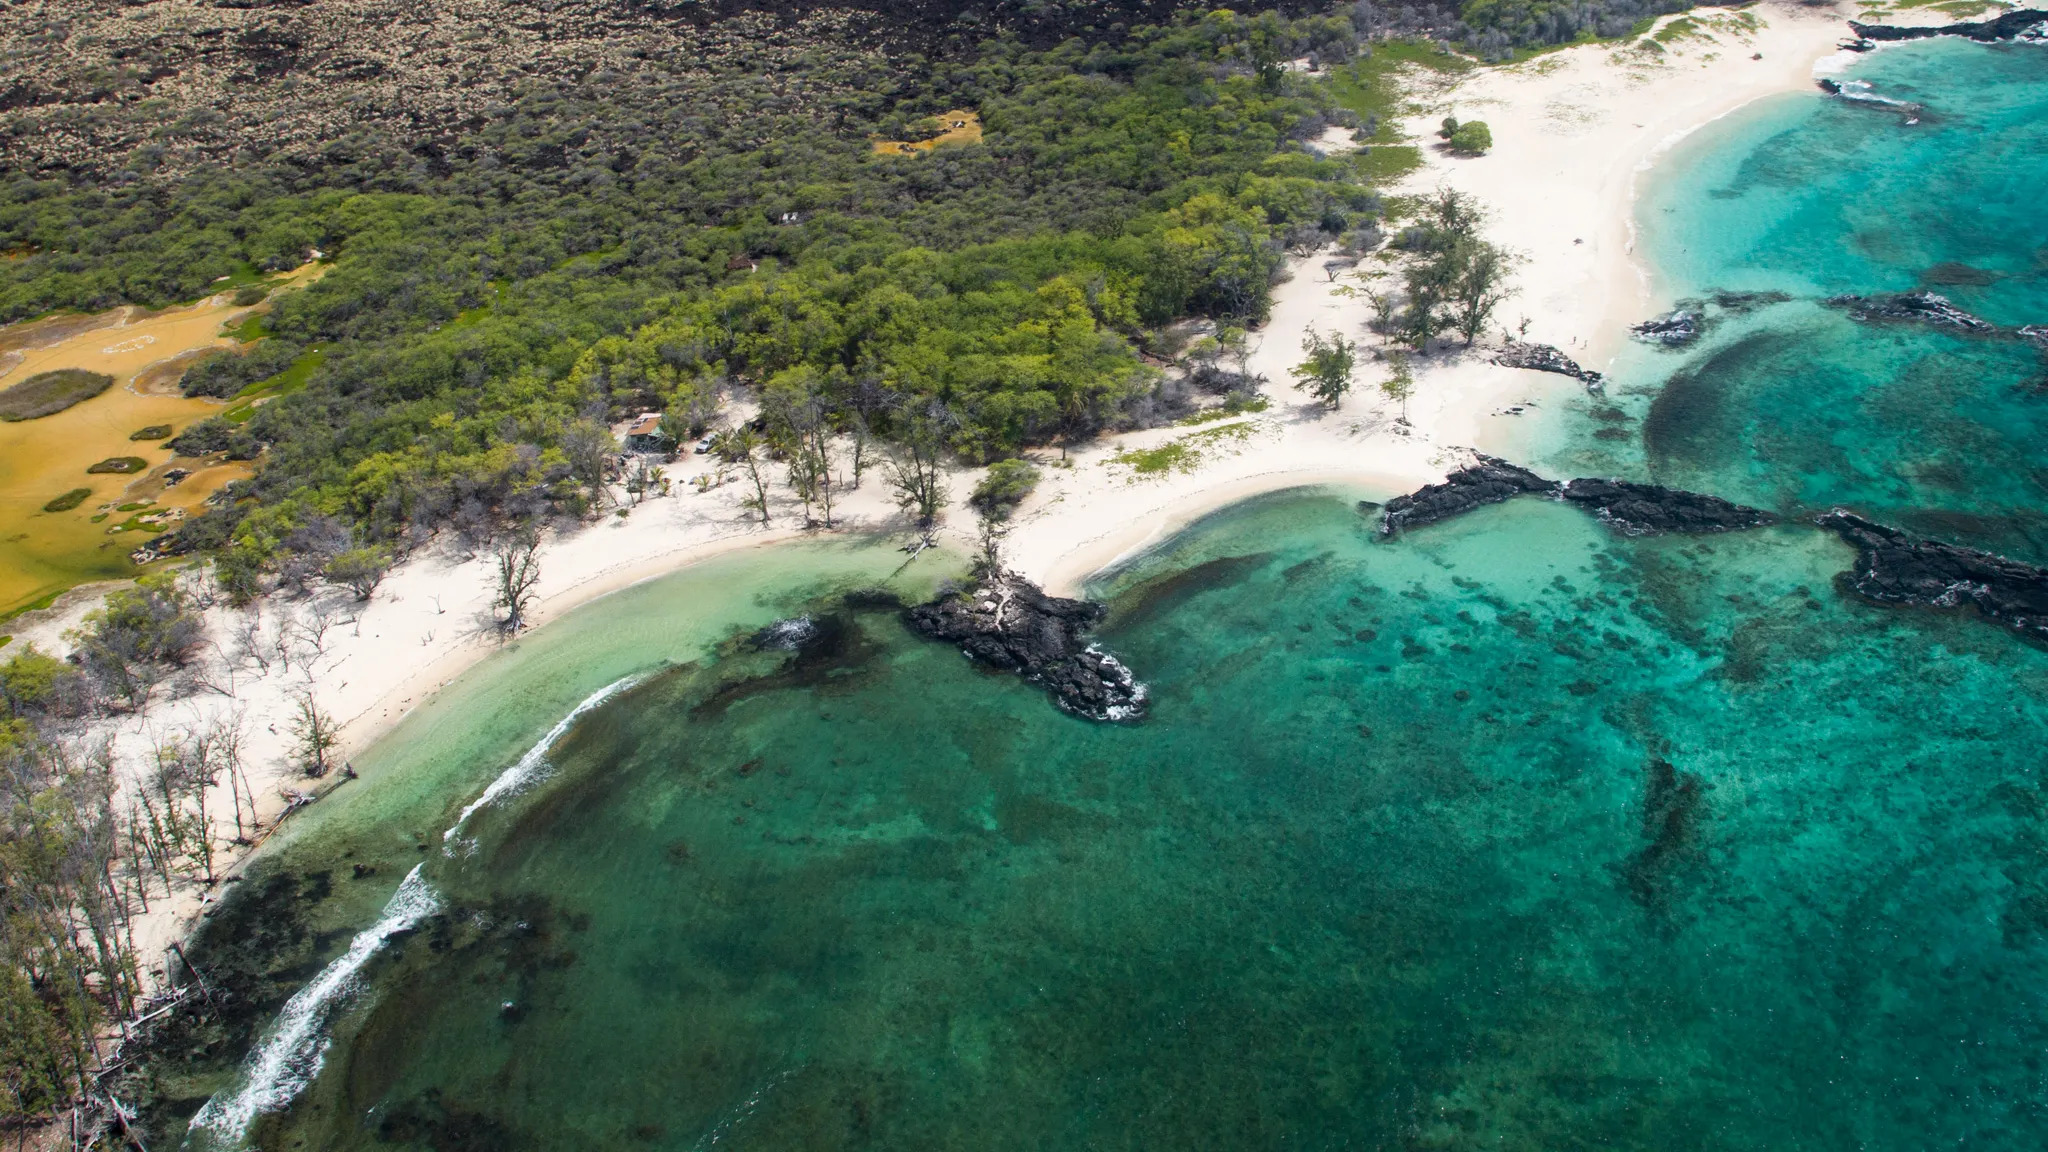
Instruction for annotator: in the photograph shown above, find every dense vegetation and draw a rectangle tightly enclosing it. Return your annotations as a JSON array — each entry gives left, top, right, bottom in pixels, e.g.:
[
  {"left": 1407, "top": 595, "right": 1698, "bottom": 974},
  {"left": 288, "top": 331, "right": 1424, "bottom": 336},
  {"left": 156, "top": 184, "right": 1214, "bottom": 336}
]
[{"left": 3, "top": 6, "right": 1403, "bottom": 599}]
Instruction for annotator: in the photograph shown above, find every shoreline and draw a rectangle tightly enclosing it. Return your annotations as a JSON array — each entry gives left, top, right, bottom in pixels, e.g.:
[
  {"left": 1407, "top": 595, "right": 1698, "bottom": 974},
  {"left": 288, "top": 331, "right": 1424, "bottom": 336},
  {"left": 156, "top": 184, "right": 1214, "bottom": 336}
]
[{"left": 1, "top": 0, "right": 1891, "bottom": 986}]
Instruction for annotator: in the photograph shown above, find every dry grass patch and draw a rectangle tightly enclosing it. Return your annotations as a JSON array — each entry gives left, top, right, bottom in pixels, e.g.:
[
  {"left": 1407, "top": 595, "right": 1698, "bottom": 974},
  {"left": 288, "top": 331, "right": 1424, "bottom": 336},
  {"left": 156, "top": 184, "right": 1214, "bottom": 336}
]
[{"left": 873, "top": 110, "right": 982, "bottom": 155}]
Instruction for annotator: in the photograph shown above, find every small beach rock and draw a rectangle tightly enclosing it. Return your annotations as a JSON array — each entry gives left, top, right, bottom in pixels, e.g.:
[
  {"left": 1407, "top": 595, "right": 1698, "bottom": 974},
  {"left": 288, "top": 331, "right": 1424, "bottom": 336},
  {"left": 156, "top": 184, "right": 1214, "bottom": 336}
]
[
  {"left": 1817, "top": 510, "right": 2048, "bottom": 641},
  {"left": 1378, "top": 456, "right": 1560, "bottom": 537},
  {"left": 1490, "top": 341, "right": 1605, "bottom": 390},
  {"left": 1815, "top": 77, "right": 1926, "bottom": 122},
  {"left": 906, "top": 571, "right": 1147, "bottom": 722},
  {"left": 1561, "top": 478, "right": 1776, "bottom": 535}
]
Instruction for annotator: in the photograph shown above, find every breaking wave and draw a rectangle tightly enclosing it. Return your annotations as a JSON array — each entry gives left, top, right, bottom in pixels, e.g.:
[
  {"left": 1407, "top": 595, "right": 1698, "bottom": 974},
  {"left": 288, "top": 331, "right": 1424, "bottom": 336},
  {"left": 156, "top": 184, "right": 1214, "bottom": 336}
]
[
  {"left": 187, "top": 865, "right": 441, "bottom": 1147},
  {"left": 443, "top": 673, "right": 643, "bottom": 843}
]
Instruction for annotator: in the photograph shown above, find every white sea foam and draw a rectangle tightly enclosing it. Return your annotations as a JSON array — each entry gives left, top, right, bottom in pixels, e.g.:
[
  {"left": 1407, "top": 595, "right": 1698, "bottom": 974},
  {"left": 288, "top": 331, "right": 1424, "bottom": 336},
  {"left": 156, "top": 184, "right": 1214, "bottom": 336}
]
[
  {"left": 442, "top": 673, "right": 642, "bottom": 842},
  {"left": 188, "top": 865, "right": 441, "bottom": 1147},
  {"left": 1813, "top": 49, "right": 1860, "bottom": 77},
  {"left": 188, "top": 676, "right": 645, "bottom": 1145}
]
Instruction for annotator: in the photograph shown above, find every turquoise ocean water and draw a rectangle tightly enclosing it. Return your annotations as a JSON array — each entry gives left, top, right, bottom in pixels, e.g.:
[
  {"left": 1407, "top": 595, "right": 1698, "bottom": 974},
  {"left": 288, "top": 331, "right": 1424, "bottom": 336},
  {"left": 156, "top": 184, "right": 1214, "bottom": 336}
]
[
  {"left": 162, "top": 37, "right": 2048, "bottom": 1151},
  {"left": 1544, "top": 36, "right": 2048, "bottom": 551}
]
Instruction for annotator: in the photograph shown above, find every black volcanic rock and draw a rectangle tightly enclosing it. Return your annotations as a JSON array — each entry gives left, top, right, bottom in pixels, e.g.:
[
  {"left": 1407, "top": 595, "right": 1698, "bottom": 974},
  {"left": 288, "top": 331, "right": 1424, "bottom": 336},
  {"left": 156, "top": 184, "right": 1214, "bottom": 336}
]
[
  {"left": 1562, "top": 478, "right": 1776, "bottom": 535},
  {"left": 1377, "top": 456, "right": 1560, "bottom": 537},
  {"left": 1817, "top": 511, "right": 2048, "bottom": 641},
  {"left": 1824, "top": 290, "right": 1997, "bottom": 334},
  {"left": 1850, "top": 10, "right": 2048, "bottom": 43},
  {"left": 1491, "top": 341, "right": 1605, "bottom": 389},
  {"left": 906, "top": 571, "right": 1146, "bottom": 721},
  {"left": 1631, "top": 310, "right": 1703, "bottom": 348}
]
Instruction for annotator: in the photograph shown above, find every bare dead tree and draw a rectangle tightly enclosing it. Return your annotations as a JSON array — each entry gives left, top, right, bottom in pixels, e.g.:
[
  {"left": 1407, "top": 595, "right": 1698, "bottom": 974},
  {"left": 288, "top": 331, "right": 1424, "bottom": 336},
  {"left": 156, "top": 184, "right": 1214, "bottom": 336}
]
[
  {"left": 230, "top": 606, "right": 271, "bottom": 674},
  {"left": 491, "top": 523, "right": 545, "bottom": 634},
  {"left": 290, "top": 691, "right": 339, "bottom": 778}
]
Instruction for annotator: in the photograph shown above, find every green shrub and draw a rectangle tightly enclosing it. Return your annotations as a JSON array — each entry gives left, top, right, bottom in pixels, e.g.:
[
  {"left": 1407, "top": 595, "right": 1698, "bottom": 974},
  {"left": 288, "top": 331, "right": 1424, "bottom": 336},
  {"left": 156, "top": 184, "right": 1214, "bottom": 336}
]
[
  {"left": 84, "top": 457, "right": 147, "bottom": 474},
  {"left": 40, "top": 489, "right": 91, "bottom": 513},
  {"left": 231, "top": 285, "right": 269, "bottom": 307},
  {"left": 969, "top": 459, "right": 1043, "bottom": 520},
  {"left": 1448, "top": 121, "right": 1494, "bottom": 155},
  {"left": 129, "top": 424, "right": 173, "bottom": 440},
  {"left": 0, "top": 369, "right": 115, "bottom": 421}
]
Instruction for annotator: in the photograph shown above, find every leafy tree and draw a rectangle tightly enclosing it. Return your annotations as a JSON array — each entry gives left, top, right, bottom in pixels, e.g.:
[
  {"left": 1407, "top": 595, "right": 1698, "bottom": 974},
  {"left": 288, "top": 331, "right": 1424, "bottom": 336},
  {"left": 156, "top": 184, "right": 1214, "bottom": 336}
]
[
  {"left": 322, "top": 546, "right": 393, "bottom": 601},
  {"left": 67, "top": 573, "right": 203, "bottom": 708},
  {"left": 886, "top": 404, "right": 954, "bottom": 534},
  {"left": 1381, "top": 351, "right": 1416, "bottom": 423},
  {"left": 766, "top": 368, "right": 838, "bottom": 528},
  {"left": 968, "top": 458, "right": 1042, "bottom": 572},
  {"left": 1449, "top": 236, "right": 1518, "bottom": 344},
  {"left": 1394, "top": 189, "right": 1516, "bottom": 351},
  {"left": 1290, "top": 329, "right": 1357, "bottom": 407}
]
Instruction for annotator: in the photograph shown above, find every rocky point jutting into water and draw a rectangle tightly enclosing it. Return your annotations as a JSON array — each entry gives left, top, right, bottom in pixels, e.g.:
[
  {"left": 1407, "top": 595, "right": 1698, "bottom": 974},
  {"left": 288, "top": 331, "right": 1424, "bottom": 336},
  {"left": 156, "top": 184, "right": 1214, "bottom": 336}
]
[
  {"left": 1376, "top": 456, "right": 1559, "bottom": 537},
  {"left": 1378, "top": 460, "right": 1777, "bottom": 539},
  {"left": 1817, "top": 511, "right": 2048, "bottom": 642},
  {"left": 906, "top": 572, "right": 1147, "bottom": 722},
  {"left": 1561, "top": 479, "right": 1776, "bottom": 535},
  {"left": 1850, "top": 9, "right": 2048, "bottom": 44}
]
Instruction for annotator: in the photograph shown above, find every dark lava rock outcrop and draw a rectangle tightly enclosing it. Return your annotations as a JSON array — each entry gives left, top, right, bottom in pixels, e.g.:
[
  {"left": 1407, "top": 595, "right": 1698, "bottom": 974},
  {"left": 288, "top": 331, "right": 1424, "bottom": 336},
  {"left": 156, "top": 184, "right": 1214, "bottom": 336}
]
[
  {"left": 1631, "top": 310, "right": 1703, "bottom": 348},
  {"left": 1491, "top": 341, "right": 1605, "bottom": 390},
  {"left": 1379, "top": 462, "right": 1783, "bottom": 539},
  {"left": 1850, "top": 10, "right": 2048, "bottom": 43},
  {"left": 907, "top": 572, "right": 1146, "bottom": 722},
  {"left": 1561, "top": 479, "right": 1776, "bottom": 535},
  {"left": 1825, "top": 290, "right": 1996, "bottom": 334},
  {"left": 1377, "top": 456, "right": 1560, "bottom": 537},
  {"left": 1818, "top": 511, "right": 2048, "bottom": 641}
]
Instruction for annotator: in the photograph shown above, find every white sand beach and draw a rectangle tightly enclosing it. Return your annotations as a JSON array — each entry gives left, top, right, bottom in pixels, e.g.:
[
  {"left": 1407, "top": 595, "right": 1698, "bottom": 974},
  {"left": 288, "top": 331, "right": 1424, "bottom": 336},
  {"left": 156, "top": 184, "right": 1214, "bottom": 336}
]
[{"left": 7, "top": 0, "right": 1907, "bottom": 978}]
